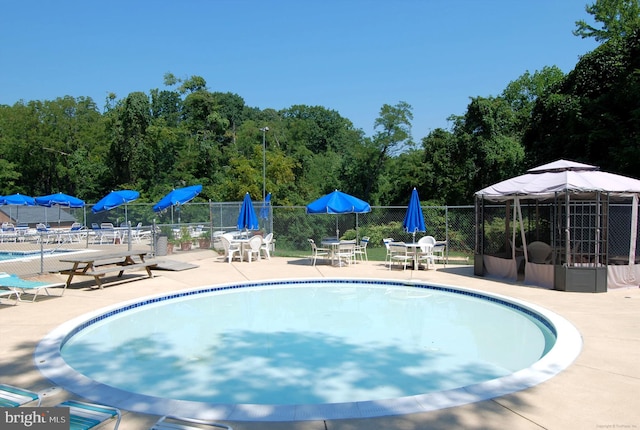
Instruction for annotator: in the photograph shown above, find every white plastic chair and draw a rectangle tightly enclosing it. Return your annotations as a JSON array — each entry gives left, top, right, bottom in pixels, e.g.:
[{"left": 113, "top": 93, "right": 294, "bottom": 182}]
[
  {"left": 417, "top": 236, "right": 436, "bottom": 269},
  {"left": 244, "top": 235, "right": 263, "bottom": 263},
  {"left": 220, "top": 236, "right": 241, "bottom": 263},
  {"left": 260, "top": 233, "right": 273, "bottom": 260}
]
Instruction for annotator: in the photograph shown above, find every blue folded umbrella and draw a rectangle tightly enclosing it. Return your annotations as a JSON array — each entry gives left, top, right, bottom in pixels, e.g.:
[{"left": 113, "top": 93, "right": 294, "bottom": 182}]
[
  {"left": 237, "top": 193, "right": 259, "bottom": 230},
  {"left": 259, "top": 193, "right": 271, "bottom": 220},
  {"left": 402, "top": 188, "right": 426, "bottom": 242}
]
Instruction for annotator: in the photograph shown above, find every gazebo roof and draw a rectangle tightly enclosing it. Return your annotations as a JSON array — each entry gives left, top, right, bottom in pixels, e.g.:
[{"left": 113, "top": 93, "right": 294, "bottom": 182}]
[{"left": 475, "top": 160, "right": 640, "bottom": 201}]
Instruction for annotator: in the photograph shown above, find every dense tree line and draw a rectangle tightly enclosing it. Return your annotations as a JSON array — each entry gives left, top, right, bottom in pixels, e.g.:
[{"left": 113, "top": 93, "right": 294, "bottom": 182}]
[{"left": 1, "top": 1, "right": 638, "bottom": 207}]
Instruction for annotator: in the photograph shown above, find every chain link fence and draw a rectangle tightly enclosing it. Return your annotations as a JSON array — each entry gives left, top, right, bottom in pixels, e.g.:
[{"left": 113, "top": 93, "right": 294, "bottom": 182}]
[
  {"left": 270, "top": 205, "right": 476, "bottom": 262},
  {"left": 0, "top": 202, "right": 486, "bottom": 277}
]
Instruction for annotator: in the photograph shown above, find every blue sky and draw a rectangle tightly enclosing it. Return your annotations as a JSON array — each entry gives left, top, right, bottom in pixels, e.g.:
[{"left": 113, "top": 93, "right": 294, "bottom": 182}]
[{"left": 1, "top": 0, "right": 598, "bottom": 138}]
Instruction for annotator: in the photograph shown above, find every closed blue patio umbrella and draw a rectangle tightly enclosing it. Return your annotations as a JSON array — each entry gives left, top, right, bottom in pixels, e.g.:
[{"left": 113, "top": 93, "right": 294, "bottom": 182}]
[
  {"left": 402, "top": 187, "right": 426, "bottom": 243},
  {"left": 92, "top": 190, "right": 140, "bottom": 224},
  {"left": 153, "top": 184, "right": 202, "bottom": 224},
  {"left": 259, "top": 192, "right": 271, "bottom": 220},
  {"left": 306, "top": 190, "right": 371, "bottom": 238},
  {"left": 237, "top": 192, "right": 259, "bottom": 231}
]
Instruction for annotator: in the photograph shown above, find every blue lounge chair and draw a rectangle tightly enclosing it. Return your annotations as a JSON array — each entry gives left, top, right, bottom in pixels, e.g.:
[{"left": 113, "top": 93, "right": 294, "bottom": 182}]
[
  {"left": 0, "top": 272, "right": 66, "bottom": 302},
  {"left": 0, "top": 383, "right": 41, "bottom": 407},
  {"left": 150, "top": 416, "right": 232, "bottom": 429},
  {"left": 57, "top": 400, "right": 121, "bottom": 430}
]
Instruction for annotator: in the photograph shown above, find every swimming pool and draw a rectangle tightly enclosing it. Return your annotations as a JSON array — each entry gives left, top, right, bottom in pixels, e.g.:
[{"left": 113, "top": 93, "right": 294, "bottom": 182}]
[
  {"left": 0, "top": 249, "right": 80, "bottom": 262},
  {"left": 36, "top": 278, "right": 582, "bottom": 422}
]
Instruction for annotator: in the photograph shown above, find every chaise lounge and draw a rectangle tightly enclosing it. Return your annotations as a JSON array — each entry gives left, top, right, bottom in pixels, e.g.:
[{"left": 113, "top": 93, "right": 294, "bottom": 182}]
[
  {"left": 57, "top": 399, "right": 121, "bottom": 430},
  {"left": 0, "top": 383, "right": 41, "bottom": 407},
  {"left": 0, "top": 272, "right": 66, "bottom": 302}
]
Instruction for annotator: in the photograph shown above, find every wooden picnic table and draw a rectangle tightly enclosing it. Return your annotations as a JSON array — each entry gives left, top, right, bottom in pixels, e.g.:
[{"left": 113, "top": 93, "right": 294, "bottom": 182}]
[{"left": 59, "top": 251, "right": 156, "bottom": 289}]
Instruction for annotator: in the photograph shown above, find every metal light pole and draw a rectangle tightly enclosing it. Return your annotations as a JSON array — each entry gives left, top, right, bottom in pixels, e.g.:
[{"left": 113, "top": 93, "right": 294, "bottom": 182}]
[{"left": 260, "top": 127, "right": 269, "bottom": 201}]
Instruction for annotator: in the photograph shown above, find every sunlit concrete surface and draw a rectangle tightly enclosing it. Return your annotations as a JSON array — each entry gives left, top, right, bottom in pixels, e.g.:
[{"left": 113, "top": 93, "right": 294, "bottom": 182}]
[{"left": 2, "top": 249, "right": 639, "bottom": 429}]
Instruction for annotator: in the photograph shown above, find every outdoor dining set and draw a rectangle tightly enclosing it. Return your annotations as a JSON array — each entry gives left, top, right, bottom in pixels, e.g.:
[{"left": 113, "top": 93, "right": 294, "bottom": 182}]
[
  {"left": 384, "top": 236, "right": 447, "bottom": 270},
  {"left": 218, "top": 232, "right": 274, "bottom": 263},
  {"left": 307, "top": 235, "right": 446, "bottom": 270}
]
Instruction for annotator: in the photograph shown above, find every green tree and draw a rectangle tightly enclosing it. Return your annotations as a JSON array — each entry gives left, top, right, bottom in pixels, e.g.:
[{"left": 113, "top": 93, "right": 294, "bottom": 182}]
[
  {"left": 524, "top": 30, "right": 640, "bottom": 173},
  {"left": 419, "top": 128, "right": 471, "bottom": 205},
  {"left": 365, "top": 101, "right": 413, "bottom": 201},
  {"left": 574, "top": 0, "right": 640, "bottom": 42},
  {"left": 107, "top": 92, "right": 153, "bottom": 187},
  {"left": 501, "top": 66, "right": 565, "bottom": 131}
]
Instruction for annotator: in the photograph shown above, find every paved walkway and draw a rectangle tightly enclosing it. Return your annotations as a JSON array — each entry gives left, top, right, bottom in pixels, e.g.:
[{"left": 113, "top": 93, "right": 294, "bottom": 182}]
[{"left": 2, "top": 250, "right": 639, "bottom": 429}]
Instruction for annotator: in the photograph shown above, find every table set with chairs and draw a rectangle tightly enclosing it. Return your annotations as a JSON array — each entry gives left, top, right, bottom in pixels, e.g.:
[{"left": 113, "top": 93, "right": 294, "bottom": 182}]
[
  {"left": 307, "top": 236, "right": 370, "bottom": 267},
  {"left": 219, "top": 232, "right": 273, "bottom": 263},
  {"left": 385, "top": 236, "right": 447, "bottom": 270}
]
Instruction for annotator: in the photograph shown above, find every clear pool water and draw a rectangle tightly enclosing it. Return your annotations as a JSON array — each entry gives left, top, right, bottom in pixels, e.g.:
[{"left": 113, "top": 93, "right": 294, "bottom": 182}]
[
  {"left": 37, "top": 279, "right": 582, "bottom": 421},
  {"left": 0, "top": 249, "right": 76, "bottom": 262}
]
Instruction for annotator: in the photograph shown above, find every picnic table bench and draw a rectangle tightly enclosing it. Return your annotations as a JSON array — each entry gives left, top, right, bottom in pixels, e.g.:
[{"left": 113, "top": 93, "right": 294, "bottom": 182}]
[{"left": 60, "top": 251, "right": 157, "bottom": 290}]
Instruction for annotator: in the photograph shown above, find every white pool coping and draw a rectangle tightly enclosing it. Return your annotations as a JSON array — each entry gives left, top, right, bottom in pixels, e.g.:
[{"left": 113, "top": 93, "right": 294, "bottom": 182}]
[{"left": 35, "top": 278, "right": 583, "bottom": 422}]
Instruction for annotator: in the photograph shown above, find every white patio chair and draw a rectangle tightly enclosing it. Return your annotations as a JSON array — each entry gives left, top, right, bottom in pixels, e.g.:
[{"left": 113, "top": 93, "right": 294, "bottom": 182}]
[
  {"left": 353, "top": 236, "right": 369, "bottom": 262},
  {"left": 220, "top": 236, "right": 241, "bottom": 263},
  {"left": 308, "top": 239, "right": 329, "bottom": 266},
  {"left": 432, "top": 241, "right": 447, "bottom": 266},
  {"left": 260, "top": 232, "right": 274, "bottom": 260},
  {"left": 244, "top": 235, "right": 263, "bottom": 263},
  {"left": 383, "top": 238, "right": 394, "bottom": 265},
  {"left": 389, "top": 242, "right": 411, "bottom": 270},
  {"left": 417, "top": 236, "right": 435, "bottom": 269},
  {"left": 99, "top": 223, "right": 118, "bottom": 245},
  {"left": 335, "top": 240, "right": 356, "bottom": 266}
]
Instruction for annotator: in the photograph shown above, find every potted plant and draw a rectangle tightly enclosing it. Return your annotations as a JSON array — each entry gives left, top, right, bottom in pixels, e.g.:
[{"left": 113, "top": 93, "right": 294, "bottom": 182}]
[
  {"left": 197, "top": 229, "right": 212, "bottom": 249},
  {"left": 167, "top": 236, "right": 180, "bottom": 254},
  {"left": 179, "top": 226, "right": 193, "bottom": 251}
]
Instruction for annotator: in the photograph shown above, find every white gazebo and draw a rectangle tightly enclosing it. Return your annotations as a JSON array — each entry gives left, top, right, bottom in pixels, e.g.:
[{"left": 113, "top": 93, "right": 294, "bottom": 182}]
[{"left": 475, "top": 159, "right": 640, "bottom": 292}]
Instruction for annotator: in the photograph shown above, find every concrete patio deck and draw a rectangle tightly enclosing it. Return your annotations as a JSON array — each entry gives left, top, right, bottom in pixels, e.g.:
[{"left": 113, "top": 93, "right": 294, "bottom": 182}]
[{"left": 2, "top": 249, "right": 639, "bottom": 430}]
